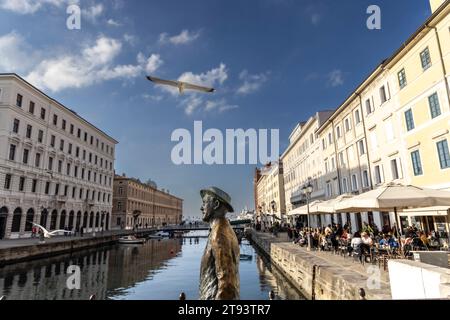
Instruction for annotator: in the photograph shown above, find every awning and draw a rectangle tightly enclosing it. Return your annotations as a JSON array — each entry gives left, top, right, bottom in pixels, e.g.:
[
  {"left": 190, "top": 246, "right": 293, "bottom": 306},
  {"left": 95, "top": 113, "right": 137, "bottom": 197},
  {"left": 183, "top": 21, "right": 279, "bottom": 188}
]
[
  {"left": 399, "top": 206, "right": 450, "bottom": 217},
  {"left": 310, "top": 195, "right": 353, "bottom": 214},
  {"left": 287, "top": 205, "right": 308, "bottom": 216}
]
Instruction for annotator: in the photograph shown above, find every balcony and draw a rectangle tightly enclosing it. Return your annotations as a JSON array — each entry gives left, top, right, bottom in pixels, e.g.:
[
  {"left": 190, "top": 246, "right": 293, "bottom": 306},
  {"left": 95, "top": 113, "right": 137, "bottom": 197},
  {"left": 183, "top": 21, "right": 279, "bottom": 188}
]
[{"left": 84, "top": 199, "right": 95, "bottom": 207}]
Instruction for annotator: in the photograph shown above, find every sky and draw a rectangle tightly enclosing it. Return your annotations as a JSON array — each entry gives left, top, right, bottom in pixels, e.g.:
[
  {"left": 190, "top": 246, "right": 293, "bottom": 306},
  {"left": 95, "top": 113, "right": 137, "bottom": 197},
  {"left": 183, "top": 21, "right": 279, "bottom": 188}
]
[{"left": 0, "top": 0, "right": 433, "bottom": 219}]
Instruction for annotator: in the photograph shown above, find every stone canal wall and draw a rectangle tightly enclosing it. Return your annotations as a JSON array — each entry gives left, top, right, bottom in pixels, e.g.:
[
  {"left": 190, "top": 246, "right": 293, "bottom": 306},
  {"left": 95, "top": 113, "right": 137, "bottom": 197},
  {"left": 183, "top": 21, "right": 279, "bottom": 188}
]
[
  {"left": 247, "top": 229, "right": 392, "bottom": 300},
  {"left": 0, "top": 228, "right": 161, "bottom": 266}
]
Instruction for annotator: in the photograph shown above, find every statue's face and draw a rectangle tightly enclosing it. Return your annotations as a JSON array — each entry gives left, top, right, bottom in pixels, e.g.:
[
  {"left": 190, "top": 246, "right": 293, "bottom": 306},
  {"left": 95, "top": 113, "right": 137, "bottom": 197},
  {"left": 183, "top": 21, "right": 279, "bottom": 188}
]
[{"left": 201, "top": 194, "right": 220, "bottom": 222}]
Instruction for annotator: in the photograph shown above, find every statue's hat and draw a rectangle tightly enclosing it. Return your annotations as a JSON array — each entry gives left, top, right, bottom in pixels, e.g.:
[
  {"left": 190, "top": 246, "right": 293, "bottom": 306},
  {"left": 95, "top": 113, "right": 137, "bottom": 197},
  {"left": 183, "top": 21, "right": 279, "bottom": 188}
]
[{"left": 200, "top": 187, "right": 234, "bottom": 213}]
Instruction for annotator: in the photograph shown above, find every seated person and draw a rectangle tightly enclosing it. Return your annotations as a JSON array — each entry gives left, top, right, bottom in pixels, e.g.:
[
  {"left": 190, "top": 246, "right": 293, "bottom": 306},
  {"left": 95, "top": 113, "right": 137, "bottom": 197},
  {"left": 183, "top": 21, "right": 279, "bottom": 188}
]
[{"left": 361, "top": 232, "right": 373, "bottom": 255}]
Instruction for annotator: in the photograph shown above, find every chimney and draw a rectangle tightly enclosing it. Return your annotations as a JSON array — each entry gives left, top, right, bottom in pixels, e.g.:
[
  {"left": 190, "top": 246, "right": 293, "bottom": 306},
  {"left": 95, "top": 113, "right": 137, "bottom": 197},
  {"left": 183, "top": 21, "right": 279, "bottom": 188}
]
[{"left": 430, "top": 0, "right": 445, "bottom": 13}]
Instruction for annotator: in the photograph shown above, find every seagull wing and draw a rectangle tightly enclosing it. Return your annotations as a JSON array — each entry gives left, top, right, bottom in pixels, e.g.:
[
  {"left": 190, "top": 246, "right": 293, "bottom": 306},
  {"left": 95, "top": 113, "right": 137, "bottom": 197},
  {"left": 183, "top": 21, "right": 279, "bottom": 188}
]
[
  {"left": 182, "top": 81, "right": 215, "bottom": 93},
  {"left": 48, "top": 230, "right": 73, "bottom": 236},
  {"left": 32, "top": 222, "right": 48, "bottom": 233},
  {"left": 146, "top": 76, "right": 180, "bottom": 88}
]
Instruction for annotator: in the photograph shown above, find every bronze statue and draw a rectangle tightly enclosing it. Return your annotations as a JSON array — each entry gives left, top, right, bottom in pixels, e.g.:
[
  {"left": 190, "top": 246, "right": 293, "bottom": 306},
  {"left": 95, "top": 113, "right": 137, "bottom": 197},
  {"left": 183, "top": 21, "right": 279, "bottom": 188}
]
[{"left": 199, "top": 187, "right": 240, "bottom": 300}]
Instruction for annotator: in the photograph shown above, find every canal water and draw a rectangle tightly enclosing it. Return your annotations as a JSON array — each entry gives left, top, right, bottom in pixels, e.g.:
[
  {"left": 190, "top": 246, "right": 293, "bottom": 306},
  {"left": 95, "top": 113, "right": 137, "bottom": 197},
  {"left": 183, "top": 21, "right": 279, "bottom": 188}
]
[{"left": 0, "top": 232, "right": 304, "bottom": 300}]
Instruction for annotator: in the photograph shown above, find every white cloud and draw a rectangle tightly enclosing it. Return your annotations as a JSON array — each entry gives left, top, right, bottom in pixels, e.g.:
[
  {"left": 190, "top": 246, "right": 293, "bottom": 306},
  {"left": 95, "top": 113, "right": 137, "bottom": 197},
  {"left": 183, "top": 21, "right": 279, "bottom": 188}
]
[
  {"left": 107, "top": 19, "right": 122, "bottom": 27},
  {"left": 0, "top": 31, "right": 38, "bottom": 73},
  {"left": 143, "top": 54, "right": 163, "bottom": 74},
  {"left": 327, "top": 69, "right": 344, "bottom": 87},
  {"left": 204, "top": 99, "right": 239, "bottom": 113},
  {"left": 237, "top": 70, "right": 269, "bottom": 95},
  {"left": 82, "top": 3, "right": 103, "bottom": 23},
  {"left": 0, "top": 0, "right": 77, "bottom": 14},
  {"left": 123, "top": 34, "right": 138, "bottom": 46},
  {"left": 14, "top": 34, "right": 163, "bottom": 92},
  {"left": 159, "top": 29, "right": 200, "bottom": 45}
]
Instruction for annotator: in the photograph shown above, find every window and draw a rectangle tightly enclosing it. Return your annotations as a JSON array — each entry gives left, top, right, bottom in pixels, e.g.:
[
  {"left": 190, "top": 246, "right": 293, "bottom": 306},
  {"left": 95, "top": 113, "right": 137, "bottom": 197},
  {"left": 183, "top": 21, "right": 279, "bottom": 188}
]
[
  {"left": 32, "top": 179, "right": 37, "bottom": 193},
  {"left": 90, "top": 136, "right": 93, "bottom": 145},
  {"left": 19, "top": 177, "right": 25, "bottom": 191},
  {"left": 62, "top": 119, "right": 66, "bottom": 130},
  {"left": 351, "top": 174, "right": 358, "bottom": 191},
  {"left": 355, "top": 109, "right": 361, "bottom": 124},
  {"left": 76, "top": 147, "right": 79, "bottom": 157},
  {"left": 428, "top": 93, "right": 441, "bottom": 119},
  {"left": 328, "top": 133, "right": 333, "bottom": 145},
  {"left": 374, "top": 165, "right": 382, "bottom": 184},
  {"left": 59, "top": 139, "right": 64, "bottom": 151},
  {"left": 58, "top": 160, "right": 62, "bottom": 173},
  {"left": 55, "top": 183, "right": 60, "bottom": 196},
  {"left": 26, "top": 125, "right": 32, "bottom": 138},
  {"left": 336, "top": 126, "right": 341, "bottom": 139},
  {"left": 345, "top": 118, "right": 351, "bottom": 132},
  {"left": 89, "top": 153, "right": 92, "bottom": 163},
  {"left": 50, "top": 135, "right": 55, "bottom": 148},
  {"left": 339, "top": 152, "right": 345, "bottom": 166},
  {"left": 342, "top": 178, "right": 348, "bottom": 193},
  {"left": 118, "top": 186, "right": 123, "bottom": 195},
  {"left": 358, "top": 140, "right": 366, "bottom": 155},
  {"left": 40, "top": 108, "right": 46, "bottom": 120},
  {"left": 16, "top": 94, "right": 23, "bottom": 107},
  {"left": 68, "top": 143, "right": 72, "bottom": 154},
  {"left": 391, "top": 159, "right": 400, "bottom": 180},
  {"left": 118, "top": 201, "right": 123, "bottom": 211},
  {"left": 35, "top": 153, "right": 41, "bottom": 167},
  {"left": 94, "top": 155, "right": 98, "bottom": 165},
  {"left": 362, "top": 170, "right": 369, "bottom": 188},
  {"left": 436, "top": 140, "right": 450, "bottom": 169},
  {"left": 398, "top": 69, "right": 407, "bottom": 89},
  {"left": 4, "top": 174, "right": 11, "bottom": 189},
  {"left": 331, "top": 157, "right": 336, "bottom": 170},
  {"left": 45, "top": 181, "right": 50, "bottom": 194},
  {"left": 72, "top": 187, "right": 76, "bottom": 199},
  {"left": 66, "top": 163, "right": 71, "bottom": 176},
  {"left": 70, "top": 124, "right": 74, "bottom": 135},
  {"left": 13, "top": 118, "right": 19, "bottom": 133},
  {"left": 84, "top": 132, "right": 87, "bottom": 142},
  {"left": 405, "top": 109, "right": 415, "bottom": 131},
  {"left": 365, "top": 99, "right": 372, "bottom": 115},
  {"left": 83, "top": 150, "right": 86, "bottom": 160},
  {"left": 53, "top": 114, "right": 58, "bottom": 126},
  {"left": 101, "top": 142, "right": 104, "bottom": 151},
  {"left": 322, "top": 139, "right": 326, "bottom": 150},
  {"left": 420, "top": 47, "right": 431, "bottom": 70},
  {"left": 411, "top": 150, "right": 423, "bottom": 176},
  {"left": 9, "top": 144, "right": 16, "bottom": 161},
  {"left": 48, "top": 157, "right": 53, "bottom": 171},
  {"left": 29, "top": 101, "right": 35, "bottom": 114},
  {"left": 77, "top": 128, "right": 81, "bottom": 138},
  {"left": 64, "top": 185, "right": 68, "bottom": 197},
  {"left": 38, "top": 130, "right": 43, "bottom": 143},
  {"left": 380, "top": 86, "right": 387, "bottom": 104},
  {"left": 23, "top": 149, "right": 29, "bottom": 164},
  {"left": 74, "top": 166, "right": 78, "bottom": 178},
  {"left": 81, "top": 168, "right": 85, "bottom": 179},
  {"left": 96, "top": 139, "right": 99, "bottom": 148},
  {"left": 79, "top": 188, "right": 83, "bottom": 199}
]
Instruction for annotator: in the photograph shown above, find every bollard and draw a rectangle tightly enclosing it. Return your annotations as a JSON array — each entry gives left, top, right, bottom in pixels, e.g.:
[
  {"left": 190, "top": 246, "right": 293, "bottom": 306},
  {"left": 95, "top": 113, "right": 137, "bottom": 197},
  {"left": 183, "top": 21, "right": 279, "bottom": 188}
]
[
  {"left": 359, "top": 288, "right": 366, "bottom": 300},
  {"left": 89, "top": 294, "right": 96, "bottom": 300},
  {"left": 179, "top": 292, "right": 186, "bottom": 300},
  {"left": 268, "top": 290, "right": 275, "bottom": 300}
]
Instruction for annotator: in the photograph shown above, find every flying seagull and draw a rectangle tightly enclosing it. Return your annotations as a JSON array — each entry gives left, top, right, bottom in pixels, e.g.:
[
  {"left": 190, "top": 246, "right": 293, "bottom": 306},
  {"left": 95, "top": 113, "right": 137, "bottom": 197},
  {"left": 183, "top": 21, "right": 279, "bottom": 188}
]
[
  {"left": 146, "top": 76, "right": 215, "bottom": 94},
  {"left": 31, "top": 222, "right": 74, "bottom": 238}
]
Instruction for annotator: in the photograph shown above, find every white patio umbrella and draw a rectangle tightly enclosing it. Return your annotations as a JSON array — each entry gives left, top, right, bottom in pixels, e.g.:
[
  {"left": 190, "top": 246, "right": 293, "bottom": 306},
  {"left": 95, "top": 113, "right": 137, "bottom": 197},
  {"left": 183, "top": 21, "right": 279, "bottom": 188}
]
[
  {"left": 334, "top": 183, "right": 450, "bottom": 235},
  {"left": 309, "top": 195, "right": 353, "bottom": 214}
]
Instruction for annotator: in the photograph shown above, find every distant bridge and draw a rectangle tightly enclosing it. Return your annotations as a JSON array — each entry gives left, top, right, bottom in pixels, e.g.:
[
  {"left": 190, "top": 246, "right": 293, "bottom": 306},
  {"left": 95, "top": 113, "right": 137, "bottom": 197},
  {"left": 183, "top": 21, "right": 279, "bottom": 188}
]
[{"left": 158, "top": 225, "right": 245, "bottom": 232}]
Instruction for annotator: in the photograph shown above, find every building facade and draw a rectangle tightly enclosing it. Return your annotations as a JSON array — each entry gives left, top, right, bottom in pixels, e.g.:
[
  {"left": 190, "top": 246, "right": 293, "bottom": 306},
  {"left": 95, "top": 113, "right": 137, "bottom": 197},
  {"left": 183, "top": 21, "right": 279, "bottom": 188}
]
[
  {"left": 254, "top": 161, "right": 285, "bottom": 222},
  {"left": 258, "top": 0, "right": 450, "bottom": 235},
  {"left": 112, "top": 174, "right": 183, "bottom": 230},
  {"left": 281, "top": 111, "right": 333, "bottom": 225},
  {"left": 0, "top": 74, "right": 117, "bottom": 239}
]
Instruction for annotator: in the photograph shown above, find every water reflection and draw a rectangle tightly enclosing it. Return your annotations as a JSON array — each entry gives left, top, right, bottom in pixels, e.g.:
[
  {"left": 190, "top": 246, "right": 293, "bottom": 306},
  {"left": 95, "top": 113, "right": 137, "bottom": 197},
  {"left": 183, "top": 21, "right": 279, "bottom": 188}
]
[{"left": 0, "top": 233, "right": 304, "bottom": 300}]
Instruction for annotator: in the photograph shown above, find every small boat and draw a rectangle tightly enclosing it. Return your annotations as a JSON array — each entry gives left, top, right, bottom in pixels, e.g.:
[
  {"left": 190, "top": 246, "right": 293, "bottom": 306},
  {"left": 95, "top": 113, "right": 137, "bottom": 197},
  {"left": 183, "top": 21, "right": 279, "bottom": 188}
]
[
  {"left": 147, "top": 234, "right": 163, "bottom": 240},
  {"left": 118, "top": 236, "right": 146, "bottom": 244},
  {"left": 155, "top": 231, "right": 171, "bottom": 238},
  {"left": 239, "top": 254, "right": 253, "bottom": 261}
]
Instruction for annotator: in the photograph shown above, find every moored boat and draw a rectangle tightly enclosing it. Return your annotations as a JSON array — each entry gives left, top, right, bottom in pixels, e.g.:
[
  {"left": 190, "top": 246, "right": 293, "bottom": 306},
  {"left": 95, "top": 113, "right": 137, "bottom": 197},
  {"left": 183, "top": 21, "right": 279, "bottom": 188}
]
[{"left": 118, "top": 236, "right": 146, "bottom": 244}]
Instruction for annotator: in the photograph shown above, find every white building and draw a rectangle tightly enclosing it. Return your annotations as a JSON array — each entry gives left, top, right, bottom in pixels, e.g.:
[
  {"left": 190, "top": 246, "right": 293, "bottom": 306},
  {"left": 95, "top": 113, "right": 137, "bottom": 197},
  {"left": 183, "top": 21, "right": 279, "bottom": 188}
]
[{"left": 0, "top": 74, "right": 117, "bottom": 239}]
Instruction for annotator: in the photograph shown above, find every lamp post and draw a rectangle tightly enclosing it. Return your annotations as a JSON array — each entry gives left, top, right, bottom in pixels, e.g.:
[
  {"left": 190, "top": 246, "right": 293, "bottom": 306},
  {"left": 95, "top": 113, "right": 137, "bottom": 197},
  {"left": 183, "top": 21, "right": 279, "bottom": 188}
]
[{"left": 302, "top": 183, "right": 313, "bottom": 251}]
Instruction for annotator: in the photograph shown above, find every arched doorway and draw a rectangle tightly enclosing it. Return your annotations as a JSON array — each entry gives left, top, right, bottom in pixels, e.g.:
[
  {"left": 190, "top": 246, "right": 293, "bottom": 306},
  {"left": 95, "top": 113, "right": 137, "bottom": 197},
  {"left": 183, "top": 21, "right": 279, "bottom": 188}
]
[
  {"left": 11, "top": 208, "right": 22, "bottom": 233},
  {"left": 106, "top": 212, "right": 110, "bottom": 230},
  {"left": 59, "top": 210, "right": 67, "bottom": 230},
  {"left": 101, "top": 212, "right": 105, "bottom": 230},
  {"left": 40, "top": 209, "right": 48, "bottom": 229},
  {"left": 89, "top": 212, "right": 94, "bottom": 228},
  {"left": 68, "top": 211, "right": 75, "bottom": 230},
  {"left": 95, "top": 212, "right": 100, "bottom": 228},
  {"left": 83, "top": 212, "right": 88, "bottom": 228},
  {"left": 0, "top": 207, "right": 8, "bottom": 239},
  {"left": 50, "top": 210, "right": 58, "bottom": 230},
  {"left": 25, "top": 209, "right": 34, "bottom": 232},
  {"left": 76, "top": 211, "right": 82, "bottom": 229}
]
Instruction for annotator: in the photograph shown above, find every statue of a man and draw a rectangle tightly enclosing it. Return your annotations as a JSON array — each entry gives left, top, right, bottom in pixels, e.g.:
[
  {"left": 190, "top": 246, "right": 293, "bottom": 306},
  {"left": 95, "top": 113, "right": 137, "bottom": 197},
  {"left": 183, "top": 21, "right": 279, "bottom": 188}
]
[{"left": 199, "top": 187, "right": 240, "bottom": 300}]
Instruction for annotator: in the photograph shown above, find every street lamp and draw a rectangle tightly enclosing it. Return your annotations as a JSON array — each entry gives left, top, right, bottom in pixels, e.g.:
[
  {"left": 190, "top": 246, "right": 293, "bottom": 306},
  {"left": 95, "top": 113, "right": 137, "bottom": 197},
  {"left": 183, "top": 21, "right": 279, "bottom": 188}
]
[{"left": 302, "top": 183, "right": 313, "bottom": 251}]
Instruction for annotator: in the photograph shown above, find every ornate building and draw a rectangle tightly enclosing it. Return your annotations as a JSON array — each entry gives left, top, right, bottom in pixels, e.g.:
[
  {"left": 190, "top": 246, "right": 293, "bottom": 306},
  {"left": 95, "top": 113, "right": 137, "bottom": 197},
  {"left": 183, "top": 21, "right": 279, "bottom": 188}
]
[
  {"left": 0, "top": 74, "right": 117, "bottom": 239},
  {"left": 112, "top": 174, "right": 183, "bottom": 229}
]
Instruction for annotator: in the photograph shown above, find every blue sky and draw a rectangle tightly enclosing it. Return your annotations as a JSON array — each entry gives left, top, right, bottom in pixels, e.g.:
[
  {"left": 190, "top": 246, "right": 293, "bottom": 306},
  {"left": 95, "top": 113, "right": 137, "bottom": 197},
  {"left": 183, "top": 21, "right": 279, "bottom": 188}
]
[{"left": 0, "top": 0, "right": 432, "bottom": 218}]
